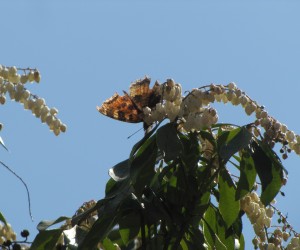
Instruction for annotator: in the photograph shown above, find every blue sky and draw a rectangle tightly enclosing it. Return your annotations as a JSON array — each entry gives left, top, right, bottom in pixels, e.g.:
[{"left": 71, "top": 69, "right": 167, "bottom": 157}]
[{"left": 1, "top": 1, "right": 300, "bottom": 248}]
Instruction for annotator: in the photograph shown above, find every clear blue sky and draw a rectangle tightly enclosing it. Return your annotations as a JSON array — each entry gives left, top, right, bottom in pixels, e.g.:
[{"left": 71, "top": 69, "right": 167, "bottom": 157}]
[{"left": 1, "top": 1, "right": 300, "bottom": 248}]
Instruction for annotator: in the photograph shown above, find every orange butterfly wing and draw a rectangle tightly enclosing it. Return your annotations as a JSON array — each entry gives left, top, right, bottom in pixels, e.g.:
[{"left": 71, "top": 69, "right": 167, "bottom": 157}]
[{"left": 97, "top": 77, "right": 161, "bottom": 123}]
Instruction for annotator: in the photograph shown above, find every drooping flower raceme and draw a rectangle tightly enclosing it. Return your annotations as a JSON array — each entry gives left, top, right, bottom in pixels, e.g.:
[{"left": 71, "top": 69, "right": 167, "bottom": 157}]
[
  {"left": 0, "top": 65, "right": 67, "bottom": 136},
  {"left": 142, "top": 80, "right": 300, "bottom": 158}
]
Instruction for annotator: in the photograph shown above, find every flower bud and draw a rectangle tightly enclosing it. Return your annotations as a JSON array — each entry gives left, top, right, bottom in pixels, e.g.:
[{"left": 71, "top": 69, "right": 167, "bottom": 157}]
[
  {"left": 50, "top": 108, "right": 58, "bottom": 115},
  {"left": 28, "top": 71, "right": 35, "bottom": 82},
  {"left": 20, "top": 74, "right": 28, "bottom": 84}
]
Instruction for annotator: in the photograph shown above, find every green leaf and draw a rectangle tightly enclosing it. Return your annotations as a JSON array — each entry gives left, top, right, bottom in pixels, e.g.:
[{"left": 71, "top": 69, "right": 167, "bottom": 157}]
[
  {"left": 119, "top": 212, "right": 140, "bottom": 246},
  {"left": 235, "top": 151, "right": 257, "bottom": 200},
  {"left": 156, "top": 123, "right": 182, "bottom": 162},
  {"left": 31, "top": 229, "right": 63, "bottom": 250},
  {"left": 239, "top": 233, "right": 245, "bottom": 250},
  {"left": 203, "top": 206, "right": 228, "bottom": 250},
  {"left": 218, "top": 127, "right": 252, "bottom": 162},
  {"left": 102, "top": 237, "right": 119, "bottom": 250},
  {"left": 218, "top": 169, "right": 240, "bottom": 228},
  {"left": 109, "top": 159, "right": 130, "bottom": 182},
  {"left": 37, "top": 216, "right": 69, "bottom": 231},
  {"left": 202, "top": 218, "right": 214, "bottom": 249},
  {"left": 251, "top": 141, "right": 284, "bottom": 205},
  {"left": 0, "top": 211, "right": 7, "bottom": 225},
  {"left": 203, "top": 202, "right": 241, "bottom": 250}
]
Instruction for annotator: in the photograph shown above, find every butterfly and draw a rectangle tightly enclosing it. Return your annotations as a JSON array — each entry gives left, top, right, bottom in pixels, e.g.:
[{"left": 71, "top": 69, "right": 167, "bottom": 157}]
[{"left": 97, "top": 77, "right": 161, "bottom": 124}]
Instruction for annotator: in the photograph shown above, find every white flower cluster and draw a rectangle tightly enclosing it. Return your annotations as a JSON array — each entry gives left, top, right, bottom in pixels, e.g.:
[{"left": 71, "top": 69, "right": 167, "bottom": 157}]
[
  {"left": 143, "top": 80, "right": 300, "bottom": 157},
  {"left": 143, "top": 79, "right": 218, "bottom": 132},
  {"left": 286, "top": 236, "right": 300, "bottom": 250},
  {"left": 143, "top": 79, "right": 182, "bottom": 125},
  {"left": 0, "top": 65, "right": 67, "bottom": 136},
  {"left": 0, "top": 223, "right": 16, "bottom": 244},
  {"left": 240, "top": 192, "right": 272, "bottom": 248},
  {"left": 210, "top": 83, "right": 300, "bottom": 157}
]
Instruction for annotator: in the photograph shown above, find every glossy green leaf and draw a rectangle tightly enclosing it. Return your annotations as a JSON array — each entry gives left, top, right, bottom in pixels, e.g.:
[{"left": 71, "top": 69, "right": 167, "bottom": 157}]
[
  {"left": 218, "top": 127, "right": 252, "bottom": 162},
  {"left": 236, "top": 151, "right": 256, "bottom": 200},
  {"left": 251, "top": 141, "right": 284, "bottom": 205},
  {"left": 218, "top": 169, "right": 240, "bottom": 228},
  {"left": 31, "top": 229, "right": 63, "bottom": 250},
  {"left": 109, "top": 159, "right": 130, "bottom": 182},
  {"left": 156, "top": 123, "right": 182, "bottom": 162},
  {"left": 37, "top": 216, "right": 69, "bottom": 231}
]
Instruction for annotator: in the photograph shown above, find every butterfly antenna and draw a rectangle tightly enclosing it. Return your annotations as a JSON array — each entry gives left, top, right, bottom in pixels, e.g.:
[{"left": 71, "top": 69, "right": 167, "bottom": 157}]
[{"left": 127, "top": 127, "right": 144, "bottom": 139}]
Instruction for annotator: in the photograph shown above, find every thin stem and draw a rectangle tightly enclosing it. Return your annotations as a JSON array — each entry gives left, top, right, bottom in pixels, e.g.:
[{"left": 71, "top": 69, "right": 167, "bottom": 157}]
[{"left": 0, "top": 161, "right": 33, "bottom": 221}]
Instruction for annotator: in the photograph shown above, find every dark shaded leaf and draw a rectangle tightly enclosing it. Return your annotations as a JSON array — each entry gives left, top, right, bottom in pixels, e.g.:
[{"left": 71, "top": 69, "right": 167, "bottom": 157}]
[
  {"left": 225, "top": 211, "right": 243, "bottom": 241},
  {"left": 37, "top": 216, "right": 69, "bottom": 231},
  {"left": 156, "top": 123, "right": 182, "bottom": 162},
  {"left": 199, "top": 130, "right": 216, "bottom": 149},
  {"left": 190, "top": 191, "right": 210, "bottom": 228},
  {"left": 31, "top": 229, "right": 63, "bottom": 250},
  {"left": 251, "top": 141, "right": 284, "bottom": 205},
  {"left": 130, "top": 136, "right": 157, "bottom": 197},
  {"left": 119, "top": 212, "right": 141, "bottom": 246},
  {"left": 78, "top": 212, "right": 118, "bottom": 250},
  {"left": 218, "top": 127, "right": 252, "bottom": 162},
  {"left": 146, "top": 234, "right": 164, "bottom": 250},
  {"left": 105, "top": 178, "right": 131, "bottom": 198},
  {"left": 236, "top": 151, "right": 256, "bottom": 200},
  {"left": 129, "top": 122, "right": 160, "bottom": 160},
  {"left": 180, "top": 132, "right": 202, "bottom": 169},
  {"left": 106, "top": 229, "right": 124, "bottom": 247},
  {"left": 185, "top": 227, "right": 205, "bottom": 250},
  {"left": 218, "top": 169, "right": 240, "bottom": 228}
]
